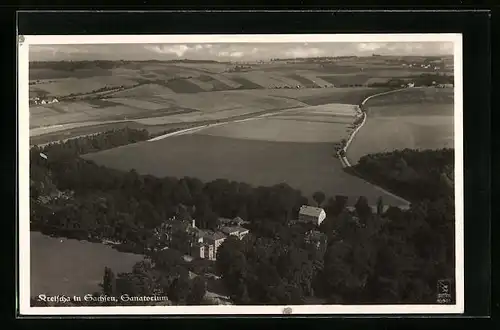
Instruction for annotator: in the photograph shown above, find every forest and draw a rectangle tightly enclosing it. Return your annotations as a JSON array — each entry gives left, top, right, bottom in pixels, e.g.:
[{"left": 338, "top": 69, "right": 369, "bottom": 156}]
[{"left": 29, "top": 128, "right": 455, "bottom": 306}]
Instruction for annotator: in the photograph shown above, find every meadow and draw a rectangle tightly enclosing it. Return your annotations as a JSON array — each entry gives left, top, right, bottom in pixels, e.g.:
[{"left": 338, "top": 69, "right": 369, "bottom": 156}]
[
  {"left": 84, "top": 133, "right": 408, "bottom": 206},
  {"left": 31, "top": 231, "right": 144, "bottom": 296},
  {"left": 347, "top": 87, "right": 454, "bottom": 164}
]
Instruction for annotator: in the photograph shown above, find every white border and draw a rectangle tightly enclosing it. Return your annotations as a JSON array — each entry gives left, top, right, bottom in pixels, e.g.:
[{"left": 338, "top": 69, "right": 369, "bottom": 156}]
[{"left": 18, "top": 34, "right": 464, "bottom": 316}]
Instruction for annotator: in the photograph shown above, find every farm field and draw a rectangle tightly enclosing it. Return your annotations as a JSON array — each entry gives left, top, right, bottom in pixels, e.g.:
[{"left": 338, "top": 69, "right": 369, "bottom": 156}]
[
  {"left": 83, "top": 134, "right": 408, "bottom": 206},
  {"left": 198, "top": 118, "right": 351, "bottom": 143},
  {"left": 347, "top": 88, "right": 454, "bottom": 164},
  {"left": 197, "top": 102, "right": 359, "bottom": 142},
  {"left": 31, "top": 231, "right": 144, "bottom": 296}
]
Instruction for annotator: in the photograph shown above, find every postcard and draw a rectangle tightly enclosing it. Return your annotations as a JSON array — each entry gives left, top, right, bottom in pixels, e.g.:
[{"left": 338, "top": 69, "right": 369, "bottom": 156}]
[{"left": 18, "top": 33, "right": 463, "bottom": 315}]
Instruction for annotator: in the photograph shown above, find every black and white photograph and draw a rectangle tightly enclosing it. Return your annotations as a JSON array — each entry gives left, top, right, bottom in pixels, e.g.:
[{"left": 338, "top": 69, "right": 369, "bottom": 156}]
[{"left": 18, "top": 34, "right": 463, "bottom": 315}]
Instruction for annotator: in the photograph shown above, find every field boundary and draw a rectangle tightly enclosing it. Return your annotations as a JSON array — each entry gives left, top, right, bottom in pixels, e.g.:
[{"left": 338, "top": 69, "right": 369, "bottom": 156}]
[
  {"left": 339, "top": 87, "right": 410, "bottom": 167},
  {"left": 337, "top": 87, "right": 412, "bottom": 207}
]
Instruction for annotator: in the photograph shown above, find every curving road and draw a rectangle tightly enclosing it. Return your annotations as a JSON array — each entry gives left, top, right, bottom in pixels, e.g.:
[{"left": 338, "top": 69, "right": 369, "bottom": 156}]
[
  {"left": 339, "top": 87, "right": 409, "bottom": 167},
  {"left": 337, "top": 87, "right": 412, "bottom": 207}
]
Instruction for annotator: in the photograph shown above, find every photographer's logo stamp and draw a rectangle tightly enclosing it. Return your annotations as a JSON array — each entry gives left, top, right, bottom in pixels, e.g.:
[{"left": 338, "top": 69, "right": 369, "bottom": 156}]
[{"left": 437, "top": 279, "right": 452, "bottom": 304}]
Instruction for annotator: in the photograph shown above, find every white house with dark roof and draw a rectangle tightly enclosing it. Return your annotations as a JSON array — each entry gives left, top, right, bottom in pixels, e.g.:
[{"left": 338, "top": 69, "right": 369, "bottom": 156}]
[{"left": 298, "top": 205, "right": 327, "bottom": 226}]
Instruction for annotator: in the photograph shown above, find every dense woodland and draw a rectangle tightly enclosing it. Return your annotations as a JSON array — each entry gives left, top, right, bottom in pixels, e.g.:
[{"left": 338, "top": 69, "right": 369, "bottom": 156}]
[{"left": 30, "top": 128, "right": 455, "bottom": 306}]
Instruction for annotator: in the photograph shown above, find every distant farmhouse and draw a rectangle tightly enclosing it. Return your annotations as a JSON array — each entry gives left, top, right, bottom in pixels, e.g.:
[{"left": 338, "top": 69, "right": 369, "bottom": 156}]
[
  {"left": 298, "top": 205, "right": 327, "bottom": 226},
  {"left": 29, "top": 97, "right": 59, "bottom": 106}
]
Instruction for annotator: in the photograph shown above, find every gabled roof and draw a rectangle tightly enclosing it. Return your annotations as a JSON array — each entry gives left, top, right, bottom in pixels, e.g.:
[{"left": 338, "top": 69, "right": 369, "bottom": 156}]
[
  {"left": 299, "top": 205, "right": 325, "bottom": 218},
  {"left": 221, "top": 226, "right": 249, "bottom": 235},
  {"left": 201, "top": 231, "right": 226, "bottom": 241},
  {"left": 221, "top": 226, "right": 240, "bottom": 234}
]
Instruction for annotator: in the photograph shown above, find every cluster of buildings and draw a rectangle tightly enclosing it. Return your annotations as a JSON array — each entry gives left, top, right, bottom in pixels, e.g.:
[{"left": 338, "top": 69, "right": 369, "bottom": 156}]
[
  {"left": 154, "top": 216, "right": 250, "bottom": 261},
  {"left": 191, "top": 217, "right": 250, "bottom": 260},
  {"left": 402, "top": 63, "right": 441, "bottom": 70},
  {"left": 29, "top": 97, "right": 59, "bottom": 106}
]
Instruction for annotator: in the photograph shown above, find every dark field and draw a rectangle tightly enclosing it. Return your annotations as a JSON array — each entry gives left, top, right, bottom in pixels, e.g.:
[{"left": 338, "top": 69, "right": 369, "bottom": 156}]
[
  {"left": 231, "top": 77, "right": 265, "bottom": 89},
  {"left": 319, "top": 74, "right": 370, "bottom": 86},
  {"left": 83, "top": 133, "right": 408, "bottom": 206},
  {"left": 31, "top": 231, "right": 144, "bottom": 296},
  {"left": 295, "top": 87, "right": 391, "bottom": 106},
  {"left": 287, "top": 74, "right": 318, "bottom": 88},
  {"left": 164, "top": 79, "right": 206, "bottom": 93},
  {"left": 29, "top": 68, "right": 112, "bottom": 80}
]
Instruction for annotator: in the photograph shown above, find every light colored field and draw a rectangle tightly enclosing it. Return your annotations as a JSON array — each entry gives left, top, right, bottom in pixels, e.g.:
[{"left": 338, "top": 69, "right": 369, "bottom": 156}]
[
  {"left": 106, "top": 84, "right": 175, "bottom": 98},
  {"left": 84, "top": 134, "right": 408, "bottom": 206},
  {"left": 278, "top": 103, "right": 359, "bottom": 116},
  {"left": 271, "top": 114, "right": 355, "bottom": 124},
  {"left": 133, "top": 106, "right": 280, "bottom": 125},
  {"left": 46, "top": 101, "right": 98, "bottom": 113},
  {"left": 169, "top": 62, "right": 229, "bottom": 73},
  {"left": 30, "top": 120, "right": 128, "bottom": 137},
  {"left": 30, "top": 104, "right": 149, "bottom": 129},
  {"left": 196, "top": 117, "right": 350, "bottom": 143},
  {"left": 106, "top": 97, "right": 167, "bottom": 110},
  {"left": 264, "top": 74, "right": 303, "bottom": 87},
  {"left": 31, "top": 231, "right": 144, "bottom": 296},
  {"left": 30, "top": 106, "right": 60, "bottom": 116},
  {"left": 244, "top": 87, "right": 389, "bottom": 106},
  {"left": 153, "top": 90, "right": 308, "bottom": 113}
]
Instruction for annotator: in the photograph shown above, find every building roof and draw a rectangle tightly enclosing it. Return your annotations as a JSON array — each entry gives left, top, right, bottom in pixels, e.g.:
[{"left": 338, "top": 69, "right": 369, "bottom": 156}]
[
  {"left": 221, "top": 226, "right": 240, "bottom": 234},
  {"left": 299, "top": 205, "right": 325, "bottom": 218},
  {"left": 201, "top": 231, "right": 227, "bottom": 241},
  {"left": 221, "top": 226, "right": 249, "bottom": 235}
]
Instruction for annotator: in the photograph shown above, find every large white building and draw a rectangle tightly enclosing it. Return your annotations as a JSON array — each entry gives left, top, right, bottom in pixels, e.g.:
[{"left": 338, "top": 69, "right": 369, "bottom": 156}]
[{"left": 298, "top": 205, "right": 327, "bottom": 226}]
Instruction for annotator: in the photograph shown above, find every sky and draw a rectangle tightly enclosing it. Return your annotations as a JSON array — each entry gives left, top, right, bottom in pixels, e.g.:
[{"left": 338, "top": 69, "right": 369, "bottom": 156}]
[{"left": 30, "top": 42, "right": 454, "bottom": 62}]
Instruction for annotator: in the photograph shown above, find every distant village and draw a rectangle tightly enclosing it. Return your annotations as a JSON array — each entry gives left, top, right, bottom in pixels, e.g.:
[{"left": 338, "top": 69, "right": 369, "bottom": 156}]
[{"left": 29, "top": 96, "right": 59, "bottom": 106}]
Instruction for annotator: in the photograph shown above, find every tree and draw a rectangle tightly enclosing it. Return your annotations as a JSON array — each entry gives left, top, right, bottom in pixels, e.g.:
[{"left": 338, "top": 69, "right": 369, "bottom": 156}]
[
  {"left": 237, "top": 204, "right": 249, "bottom": 221},
  {"left": 312, "top": 191, "right": 326, "bottom": 207},
  {"left": 101, "top": 267, "right": 116, "bottom": 296},
  {"left": 187, "top": 276, "right": 207, "bottom": 305},
  {"left": 376, "top": 196, "right": 384, "bottom": 216},
  {"left": 168, "top": 275, "right": 192, "bottom": 305},
  {"left": 355, "top": 196, "right": 371, "bottom": 219}
]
